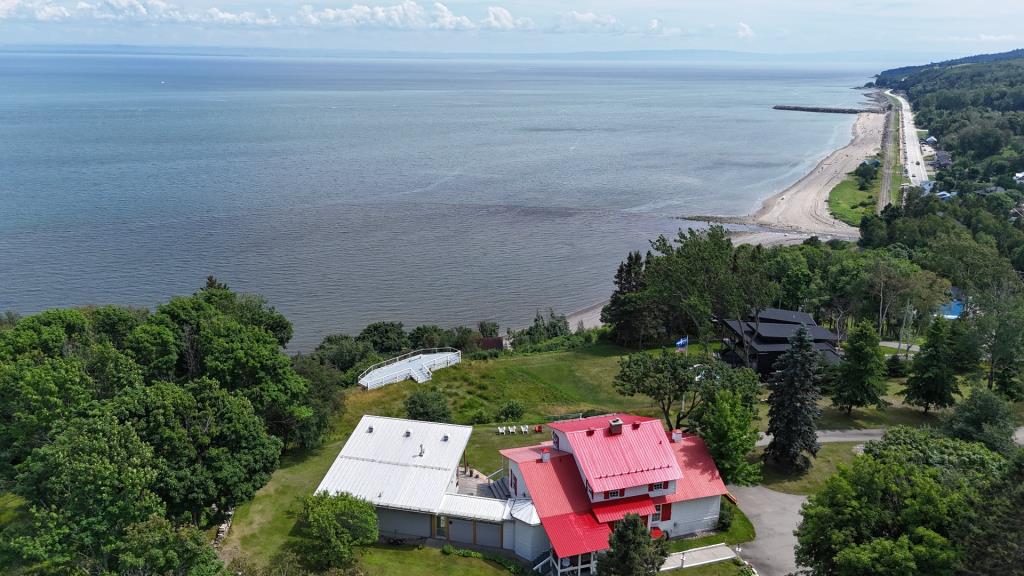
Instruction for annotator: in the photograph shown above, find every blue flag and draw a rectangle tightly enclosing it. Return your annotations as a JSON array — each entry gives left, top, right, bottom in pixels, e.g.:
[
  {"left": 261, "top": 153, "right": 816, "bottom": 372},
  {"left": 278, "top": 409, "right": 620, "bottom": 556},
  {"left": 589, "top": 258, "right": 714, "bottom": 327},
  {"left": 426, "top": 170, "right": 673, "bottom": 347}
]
[{"left": 676, "top": 337, "right": 689, "bottom": 349}]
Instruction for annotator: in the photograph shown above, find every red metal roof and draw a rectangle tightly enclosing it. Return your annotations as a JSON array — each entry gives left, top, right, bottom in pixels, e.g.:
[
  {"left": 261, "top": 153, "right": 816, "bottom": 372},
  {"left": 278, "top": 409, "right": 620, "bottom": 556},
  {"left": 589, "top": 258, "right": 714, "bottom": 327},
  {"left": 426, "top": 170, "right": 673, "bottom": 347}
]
[
  {"left": 547, "top": 413, "right": 655, "bottom": 433},
  {"left": 563, "top": 417, "right": 682, "bottom": 493},
  {"left": 518, "top": 451, "right": 592, "bottom": 517},
  {"left": 540, "top": 513, "right": 611, "bottom": 558},
  {"left": 656, "top": 434, "right": 728, "bottom": 503},
  {"left": 591, "top": 495, "right": 657, "bottom": 523},
  {"left": 499, "top": 442, "right": 553, "bottom": 464}
]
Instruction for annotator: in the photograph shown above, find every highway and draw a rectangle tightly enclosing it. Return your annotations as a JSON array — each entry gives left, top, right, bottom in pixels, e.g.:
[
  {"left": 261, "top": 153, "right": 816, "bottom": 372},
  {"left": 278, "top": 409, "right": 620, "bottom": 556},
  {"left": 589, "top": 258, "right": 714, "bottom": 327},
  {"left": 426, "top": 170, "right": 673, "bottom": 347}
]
[{"left": 890, "top": 90, "right": 929, "bottom": 185}]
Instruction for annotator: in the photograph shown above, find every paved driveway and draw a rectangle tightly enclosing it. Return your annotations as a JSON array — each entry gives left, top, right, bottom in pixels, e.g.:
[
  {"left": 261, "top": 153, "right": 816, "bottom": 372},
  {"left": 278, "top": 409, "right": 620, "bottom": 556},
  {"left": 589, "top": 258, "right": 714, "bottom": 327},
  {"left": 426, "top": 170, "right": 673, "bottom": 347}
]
[
  {"left": 756, "top": 428, "right": 885, "bottom": 448},
  {"left": 730, "top": 485, "right": 807, "bottom": 576}
]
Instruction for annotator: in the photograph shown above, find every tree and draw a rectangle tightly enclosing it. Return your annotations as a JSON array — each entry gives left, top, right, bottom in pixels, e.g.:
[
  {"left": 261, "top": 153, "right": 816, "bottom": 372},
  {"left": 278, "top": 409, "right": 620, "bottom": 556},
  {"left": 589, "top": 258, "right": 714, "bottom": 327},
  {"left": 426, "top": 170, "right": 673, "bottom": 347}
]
[
  {"left": 904, "top": 319, "right": 959, "bottom": 413},
  {"left": 299, "top": 492, "right": 378, "bottom": 569},
  {"left": 943, "top": 387, "right": 1016, "bottom": 454},
  {"left": 693, "top": 389, "right": 761, "bottom": 485},
  {"left": 595, "top": 514, "right": 668, "bottom": 576},
  {"left": 602, "top": 251, "right": 659, "bottom": 348},
  {"left": 831, "top": 321, "right": 887, "bottom": 414},
  {"left": 314, "top": 334, "right": 376, "bottom": 373},
  {"left": 7, "top": 413, "right": 166, "bottom": 573},
  {"left": 957, "top": 450, "right": 1024, "bottom": 576},
  {"left": 615, "top": 353, "right": 756, "bottom": 431},
  {"left": 795, "top": 427, "right": 1006, "bottom": 576},
  {"left": 496, "top": 400, "right": 525, "bottom": 422},
  {"left": 477, "top": 320, "right": 500, "bottom": 338},
  {"left": 357, "top": 322, "right": 409, "bottom": 355},
  {"left": 409, "top": 324, "right": 449, "bottom": 349},
  {"left": 404, "top": 387, "right": 451, "bottom": 423},
  {"left": 115, "top": 515, "right": 225, "bottom": 576},
  {"left": 114, "top": 379, "right": 283, "bottom": 524},
  {"left": 764, "top": 327, "right": 822, "bottom": 471}
]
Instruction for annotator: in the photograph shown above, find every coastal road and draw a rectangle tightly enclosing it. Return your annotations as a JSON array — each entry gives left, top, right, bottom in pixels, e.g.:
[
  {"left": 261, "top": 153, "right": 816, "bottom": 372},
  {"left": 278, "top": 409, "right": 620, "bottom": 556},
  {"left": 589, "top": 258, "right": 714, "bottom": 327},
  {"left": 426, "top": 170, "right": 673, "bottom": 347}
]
[{"left": 890, "top": 91, "right": 929, "bottom": 186}]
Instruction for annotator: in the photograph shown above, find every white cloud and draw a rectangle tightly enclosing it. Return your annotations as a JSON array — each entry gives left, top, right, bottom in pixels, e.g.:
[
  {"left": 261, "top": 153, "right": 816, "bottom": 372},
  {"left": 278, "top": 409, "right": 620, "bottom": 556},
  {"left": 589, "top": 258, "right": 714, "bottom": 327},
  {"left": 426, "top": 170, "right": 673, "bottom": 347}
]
[
  {"left": 554, "top": 10, "right": 621, "bottom": 33},
  {"left": 296, "top": 1, "right": 427, "bottom": 28},
  {"left": 202, "top": 7, "right": 277, "bottom": 25},
  {"left": 737, "top": 21, "right": 754, "bottom": 39},
  {"left": 645, "top": 18, "right": 682, "bottom": 37},
  {"left": 0, "top": 0, "right": 21, "bottom": 17},
  {"left": 430, "top": 1, "right": 473, "bottom": 30},
  {"left": 480, "top": 6, "right": 532, "bottom": 30}
]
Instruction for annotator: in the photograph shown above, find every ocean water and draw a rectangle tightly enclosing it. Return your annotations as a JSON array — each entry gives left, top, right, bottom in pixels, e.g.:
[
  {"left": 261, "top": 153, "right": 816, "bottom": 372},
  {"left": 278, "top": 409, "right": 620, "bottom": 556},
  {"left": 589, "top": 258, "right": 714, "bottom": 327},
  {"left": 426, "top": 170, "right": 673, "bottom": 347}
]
[{"left": 0, "top": 53, "right": 873, "bottom": 350}]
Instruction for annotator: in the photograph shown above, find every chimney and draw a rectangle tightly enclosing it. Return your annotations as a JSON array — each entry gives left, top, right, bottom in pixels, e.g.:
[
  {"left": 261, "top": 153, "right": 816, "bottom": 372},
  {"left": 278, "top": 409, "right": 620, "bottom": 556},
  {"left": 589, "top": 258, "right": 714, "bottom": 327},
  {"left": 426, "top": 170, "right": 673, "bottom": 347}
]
[
  {"left": 541, "top": 448, "right": 550, "bottom": 463},
  {"left": 671, "top": 429, "right": 683, "bottom": 443},
  {"left": 608, "top": 417, "right": 624, "bottom": 436}
]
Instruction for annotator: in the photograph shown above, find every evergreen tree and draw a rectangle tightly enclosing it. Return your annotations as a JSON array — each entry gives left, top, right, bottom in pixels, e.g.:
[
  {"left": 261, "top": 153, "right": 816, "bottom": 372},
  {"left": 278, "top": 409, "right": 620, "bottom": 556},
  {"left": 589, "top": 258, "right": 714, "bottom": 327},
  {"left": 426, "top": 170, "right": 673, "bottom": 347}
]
[
  {"left": 904, "top": 319, "right": 958, "bottom": 413},
  {"left": 602, "top": 251, "right": 658, "bottom": 348},
  {"left": 764, "top": 327, "right": 822, "bottom": 471},
  {"left": 831, "top": 321, "right": 888, "bottom": 414},
  {"left": 596, "top": 514, "right": 668, "bottom": 576}
]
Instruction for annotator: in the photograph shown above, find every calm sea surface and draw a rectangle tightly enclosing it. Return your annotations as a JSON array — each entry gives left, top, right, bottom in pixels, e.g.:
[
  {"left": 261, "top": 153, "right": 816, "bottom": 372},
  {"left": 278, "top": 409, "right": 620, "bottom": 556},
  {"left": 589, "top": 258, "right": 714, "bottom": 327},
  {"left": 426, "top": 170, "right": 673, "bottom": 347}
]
[{"left": 0, "top": 53, "right": 873, "bottom": 350}]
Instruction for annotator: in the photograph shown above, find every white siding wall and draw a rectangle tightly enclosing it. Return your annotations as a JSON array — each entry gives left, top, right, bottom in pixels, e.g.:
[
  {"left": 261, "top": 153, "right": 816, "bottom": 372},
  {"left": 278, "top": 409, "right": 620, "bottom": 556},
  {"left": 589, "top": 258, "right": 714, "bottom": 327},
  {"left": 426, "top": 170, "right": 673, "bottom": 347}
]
[
  {"left": 508, "top": 461, "right": 530, "bottom": 499},
  {"left": 649, "top": 496, "right": 721, "bottom": 538},
  {"left": 512, "top": 519, "right": 551, "bottom": 561},
  {"left": 551, "top": 430, "right": 571, "bottom": 453},
  {"left": 476, "top": 522, "right": 502, "bottom": 548},
  {"left": 377, "top": 508, "right": 432, "bottom": 539}
]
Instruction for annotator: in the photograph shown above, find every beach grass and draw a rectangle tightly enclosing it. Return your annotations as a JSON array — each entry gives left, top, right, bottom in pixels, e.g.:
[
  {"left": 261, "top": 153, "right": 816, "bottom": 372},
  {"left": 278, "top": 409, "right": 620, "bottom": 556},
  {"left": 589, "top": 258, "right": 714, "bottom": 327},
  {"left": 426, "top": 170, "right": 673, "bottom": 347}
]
[{"left": 827, "top": 175, "right": 875, "bottom": 226}]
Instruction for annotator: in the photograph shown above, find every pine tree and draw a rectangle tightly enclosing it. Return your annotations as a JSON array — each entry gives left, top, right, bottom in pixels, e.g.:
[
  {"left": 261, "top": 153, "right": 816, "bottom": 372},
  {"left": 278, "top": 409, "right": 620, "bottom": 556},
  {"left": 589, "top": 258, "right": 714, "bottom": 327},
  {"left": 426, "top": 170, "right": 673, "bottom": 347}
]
[
  {"left": 602, "top": 251, "right": 658, "bottom": 348},
  {"left": 831, "top": 321, "right": 888, "bottom": 414},
  {"left": 764, "top": 327, "right": 822, "bottom": 471},
  {"left": 596, "top": 514, "right": 668, "bottom": 576},
  {"left": 904, "top": 319, "right": 958, "bottom": 413}
]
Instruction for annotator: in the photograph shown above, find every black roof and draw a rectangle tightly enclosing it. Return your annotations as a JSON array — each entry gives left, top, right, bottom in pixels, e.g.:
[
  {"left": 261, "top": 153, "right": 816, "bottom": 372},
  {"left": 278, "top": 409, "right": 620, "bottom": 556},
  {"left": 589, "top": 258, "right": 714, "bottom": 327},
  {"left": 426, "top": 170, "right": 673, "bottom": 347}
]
[
  {"left": 723, "top": 319, "right": 836, "bottom": 343},
  {"left": 754, "top": 308, "right": 817, "bottom": 326}
]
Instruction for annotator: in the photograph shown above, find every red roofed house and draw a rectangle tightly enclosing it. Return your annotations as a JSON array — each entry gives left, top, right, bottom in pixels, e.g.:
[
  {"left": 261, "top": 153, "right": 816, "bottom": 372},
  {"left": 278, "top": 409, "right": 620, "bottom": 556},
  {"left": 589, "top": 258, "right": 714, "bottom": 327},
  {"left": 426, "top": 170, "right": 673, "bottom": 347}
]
[{"left": 500, "top": 413, "right": 728, "bottom": 575}]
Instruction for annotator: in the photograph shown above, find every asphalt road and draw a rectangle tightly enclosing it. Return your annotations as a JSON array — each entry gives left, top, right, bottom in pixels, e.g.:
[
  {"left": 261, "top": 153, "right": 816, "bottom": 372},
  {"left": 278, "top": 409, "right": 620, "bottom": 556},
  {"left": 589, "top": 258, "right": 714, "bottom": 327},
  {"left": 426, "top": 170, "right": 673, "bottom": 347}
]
[{"left": 890, "top": 91, "right": 929, "bottom": 185}]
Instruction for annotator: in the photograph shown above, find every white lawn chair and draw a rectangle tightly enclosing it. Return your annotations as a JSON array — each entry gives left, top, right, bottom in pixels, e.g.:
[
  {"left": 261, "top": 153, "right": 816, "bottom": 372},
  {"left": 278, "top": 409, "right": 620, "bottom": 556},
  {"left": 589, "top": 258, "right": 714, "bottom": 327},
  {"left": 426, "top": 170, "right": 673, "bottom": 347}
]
[
  {"left": 497, "top": 426, "right": 505, "bottom": 435},
  {"left": 521, "top": 425, "right": 529, "bottom": 434}
]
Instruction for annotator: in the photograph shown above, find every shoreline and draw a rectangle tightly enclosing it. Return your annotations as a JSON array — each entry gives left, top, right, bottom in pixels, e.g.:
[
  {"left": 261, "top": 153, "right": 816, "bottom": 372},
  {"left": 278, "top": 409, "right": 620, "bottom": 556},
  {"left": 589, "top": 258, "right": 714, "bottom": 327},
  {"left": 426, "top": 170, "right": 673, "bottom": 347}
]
[{"left": 568, "top": 101, "right": 888, "bottom": 332}]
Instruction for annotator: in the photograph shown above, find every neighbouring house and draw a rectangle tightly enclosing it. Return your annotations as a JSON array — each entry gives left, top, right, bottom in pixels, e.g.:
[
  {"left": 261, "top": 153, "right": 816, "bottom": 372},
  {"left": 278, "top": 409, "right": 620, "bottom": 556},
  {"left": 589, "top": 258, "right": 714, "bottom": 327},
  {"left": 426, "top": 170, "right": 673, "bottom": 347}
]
[
  {"left": 933, "top": 151, "right": 953, "bottom": 169},
  {"left": 316, "top": 414, "right": 728, "bottom": 575},
  {"left": 974, "top": 186, "right": 1006, "bottom": 196},
  {"left": 925, "top": 136, "right": 938, "bottom": 145},
  {"left": 480, "top": 336, "right": 512, "bottom": 351},
  {"left": 920, "top": 180, "right": 937, "bottom": 194},
  {"left": 1014, "top": 171, "right": 1024, "bottom": 184},
  {"left": 935, "top": 191, "right": 955, "bottom": 201},
  {"left": 721, "top": 308, "right": 841, "bottom": 373}
]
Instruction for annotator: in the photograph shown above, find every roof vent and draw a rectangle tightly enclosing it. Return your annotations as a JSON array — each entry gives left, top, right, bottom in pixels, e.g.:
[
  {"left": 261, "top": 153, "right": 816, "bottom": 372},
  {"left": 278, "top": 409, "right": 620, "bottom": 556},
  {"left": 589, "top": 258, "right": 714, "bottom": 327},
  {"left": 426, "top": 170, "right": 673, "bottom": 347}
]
[
  {"left": 442, "top": 434, "right": 449, "bottom": 442},
  {"left": 367, "top": 425, "right": 374, "bottom": 433},
  {"left": 419, "top": 444, "right": 424, "bottom": 457},
  {"left": 404, "top": 430, "right": 411, "bottom": 437},
  {"left": 541, "top": 448, "right": 550, "bottom": 463},
  {"left": 609, "top": 418, "right": 624, "bottom": 436},
  {"left": 671, "top": 429, "right": 683, "bottom": 443},
  {"left": 586, "top": 429, "right": 595, "bottom": 436},
  {"left": 631, "top": 422, "right": 641, "bottom": 430}
]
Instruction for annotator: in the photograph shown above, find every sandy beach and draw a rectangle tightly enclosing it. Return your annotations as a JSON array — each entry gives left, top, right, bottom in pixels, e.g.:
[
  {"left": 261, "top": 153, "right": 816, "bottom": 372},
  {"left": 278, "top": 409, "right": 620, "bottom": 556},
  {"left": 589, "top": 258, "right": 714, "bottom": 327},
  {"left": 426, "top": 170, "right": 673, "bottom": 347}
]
[{"left": 567, "top": 109, "right": 887, "bottom": 331}]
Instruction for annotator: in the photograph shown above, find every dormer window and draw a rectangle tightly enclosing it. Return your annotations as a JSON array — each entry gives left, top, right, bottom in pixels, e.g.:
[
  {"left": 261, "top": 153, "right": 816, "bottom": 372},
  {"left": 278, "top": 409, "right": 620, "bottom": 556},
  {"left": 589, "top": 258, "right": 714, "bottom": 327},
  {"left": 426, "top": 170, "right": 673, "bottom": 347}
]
[
  {"left": 648, "top": 481, "right": 668, "bottom": 492},
  {"left": 604, "top": 489, "right": 621, "bottom": 499},
  {"left": 552, "top": 432, "right": 559, "bottom": 450}
]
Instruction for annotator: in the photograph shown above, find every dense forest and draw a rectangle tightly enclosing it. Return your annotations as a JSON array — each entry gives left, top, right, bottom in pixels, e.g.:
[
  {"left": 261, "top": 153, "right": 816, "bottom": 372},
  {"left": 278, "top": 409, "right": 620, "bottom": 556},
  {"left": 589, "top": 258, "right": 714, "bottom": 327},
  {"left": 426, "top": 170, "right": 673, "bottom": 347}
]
[{"left": 877, "top": 49, "right": 1024, "bottom": 193}]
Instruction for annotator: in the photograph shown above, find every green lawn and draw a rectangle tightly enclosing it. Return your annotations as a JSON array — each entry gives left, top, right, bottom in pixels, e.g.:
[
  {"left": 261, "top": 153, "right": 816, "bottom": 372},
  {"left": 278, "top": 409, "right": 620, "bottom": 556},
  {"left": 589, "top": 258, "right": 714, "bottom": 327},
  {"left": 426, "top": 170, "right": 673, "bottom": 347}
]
[
  {"left": 755, "top": 442, "right": 861, "bottom": 495},
  {"left": 666, "top": 560, "right": 749, "bottom": 576},
  {"left": 668, "top": 501, "right": 755, "bottom": 553},
  {"left": 828, "top": 176, "right": 876, "bottom": 226},
  {"left": 361, "top": 545, "right": 512, "bottom": 576},
  {"left": 0, "top": 492, "right": 25, "bottom": 529}
]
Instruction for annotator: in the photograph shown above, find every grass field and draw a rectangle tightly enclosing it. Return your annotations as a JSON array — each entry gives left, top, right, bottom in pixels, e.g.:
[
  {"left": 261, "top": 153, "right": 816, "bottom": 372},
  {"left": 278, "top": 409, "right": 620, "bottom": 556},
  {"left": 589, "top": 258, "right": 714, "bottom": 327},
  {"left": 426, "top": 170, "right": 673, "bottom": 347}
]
[
  {"left": 360, "top": 545, "right": 511, "bottom": 576},
  {"left": 828, "top": 175, "right": 876, "bottom": 226},
  {"left": 666, "top": 559, "right": 750, "bottom": 576},
  {"left": 755, "top": 442, "right": 861, "bottom": 495},
  {"left": 667, "top": 501, "right": 755, "bottom": 553}
]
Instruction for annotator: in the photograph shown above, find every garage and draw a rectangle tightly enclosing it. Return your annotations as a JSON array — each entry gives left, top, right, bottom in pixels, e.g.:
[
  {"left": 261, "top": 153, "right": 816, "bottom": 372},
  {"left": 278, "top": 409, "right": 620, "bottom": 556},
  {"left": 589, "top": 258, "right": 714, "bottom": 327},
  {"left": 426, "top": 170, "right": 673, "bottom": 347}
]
[{"left": 377, "top": 507, "right": 432, "bottom": 539}]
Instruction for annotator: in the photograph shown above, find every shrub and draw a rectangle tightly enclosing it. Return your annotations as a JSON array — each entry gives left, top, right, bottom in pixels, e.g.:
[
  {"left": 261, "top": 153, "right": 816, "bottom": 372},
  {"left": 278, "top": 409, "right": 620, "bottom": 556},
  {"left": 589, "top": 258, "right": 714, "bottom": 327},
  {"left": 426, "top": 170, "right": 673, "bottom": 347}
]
[
  {"left": 466, "top": 408, "right": 492, "bottom": 425},
  {"left": 496, "top": 400, "right": 525, "bottom": 422},
  {"left": 299, "top": 492, "right": 378, "bottom": 569},
  {"left": 405, "top": 387, "right": 452, "bottom": 423},
  {"left": 717, "top": 500, "right": 735, "bottom": 531}
]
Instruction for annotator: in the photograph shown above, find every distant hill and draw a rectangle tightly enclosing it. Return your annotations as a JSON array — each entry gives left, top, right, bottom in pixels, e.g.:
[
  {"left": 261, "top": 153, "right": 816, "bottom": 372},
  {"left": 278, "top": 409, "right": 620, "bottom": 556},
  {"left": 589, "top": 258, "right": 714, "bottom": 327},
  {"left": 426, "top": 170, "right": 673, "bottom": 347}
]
[{"left": 876, "top": 48, "right": 1024, "bottom": 86}]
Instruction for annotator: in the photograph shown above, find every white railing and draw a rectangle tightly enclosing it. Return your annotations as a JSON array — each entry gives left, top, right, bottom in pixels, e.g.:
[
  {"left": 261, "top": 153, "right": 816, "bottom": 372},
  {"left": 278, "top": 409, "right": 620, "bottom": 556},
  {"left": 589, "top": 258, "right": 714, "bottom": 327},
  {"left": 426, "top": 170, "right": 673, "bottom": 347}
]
[{"left": 357, "top": 348, "right": 462, "bottom": 390}]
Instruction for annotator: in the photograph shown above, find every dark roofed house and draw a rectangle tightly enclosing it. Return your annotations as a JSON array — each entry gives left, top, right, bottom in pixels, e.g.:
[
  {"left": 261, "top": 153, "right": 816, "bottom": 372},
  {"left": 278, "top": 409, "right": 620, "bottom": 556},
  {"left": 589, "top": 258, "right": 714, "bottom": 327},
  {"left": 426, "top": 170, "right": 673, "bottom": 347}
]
[
  {"left": 933, "top": 151, "right": 953, "bottom": 169},
  {"left": 721, "top": 308, "right": 840, "bottom": 374}
]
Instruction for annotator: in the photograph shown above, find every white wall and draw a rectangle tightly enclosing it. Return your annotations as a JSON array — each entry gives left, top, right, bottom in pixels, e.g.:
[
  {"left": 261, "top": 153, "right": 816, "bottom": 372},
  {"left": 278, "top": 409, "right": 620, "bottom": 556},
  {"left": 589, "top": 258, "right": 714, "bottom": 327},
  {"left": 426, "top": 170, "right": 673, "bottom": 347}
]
[
  {"left": 377, "top": 507, "right": 432, "bottom": 539},
  {"left": 650, "top": 496, "right": 721, "bottom": 538},
  {"left": 508, "top": 460, "right": 530, "bottom": 499},
  {"left": 588, "top": 480, "right": 676, "bottom": 502},
  {"left": 512, "top": 519, "right": 551, "bottom": 561}
]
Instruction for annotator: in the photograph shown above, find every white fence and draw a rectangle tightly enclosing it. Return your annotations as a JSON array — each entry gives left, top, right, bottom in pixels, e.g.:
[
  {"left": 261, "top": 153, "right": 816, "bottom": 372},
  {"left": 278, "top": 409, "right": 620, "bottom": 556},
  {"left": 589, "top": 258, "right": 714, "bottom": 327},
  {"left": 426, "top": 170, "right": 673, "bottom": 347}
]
[{"left": 357, "top": 348, "right": 462, "bottom": 390}]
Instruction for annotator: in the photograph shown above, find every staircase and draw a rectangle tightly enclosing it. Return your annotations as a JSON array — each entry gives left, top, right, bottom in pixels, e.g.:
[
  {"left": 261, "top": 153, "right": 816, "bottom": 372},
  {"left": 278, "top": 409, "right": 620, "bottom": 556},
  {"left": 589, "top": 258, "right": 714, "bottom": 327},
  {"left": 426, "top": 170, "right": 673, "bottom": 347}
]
[
  {"left": 411, "top": 365, "right": 432, "bottom": 383},
  {"left": 488, "top": 478, "right": 511, "bottom": 500}
]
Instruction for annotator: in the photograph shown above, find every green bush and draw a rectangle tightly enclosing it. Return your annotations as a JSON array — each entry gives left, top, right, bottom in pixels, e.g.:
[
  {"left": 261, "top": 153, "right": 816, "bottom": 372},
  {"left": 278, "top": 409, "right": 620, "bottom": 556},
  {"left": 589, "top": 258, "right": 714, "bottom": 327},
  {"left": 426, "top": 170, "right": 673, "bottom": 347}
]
[
  {"left": 441, "top": 544, "right": 455, "bottom": 556},
  {"left": 496, "top": 400, "right": 525, "bottom": 422},
  {"left": 466, "top": 408, "right": 492, "bottom": 425},
  {"left": 717, "top": 500, "right": 735, "bottom": 531}
]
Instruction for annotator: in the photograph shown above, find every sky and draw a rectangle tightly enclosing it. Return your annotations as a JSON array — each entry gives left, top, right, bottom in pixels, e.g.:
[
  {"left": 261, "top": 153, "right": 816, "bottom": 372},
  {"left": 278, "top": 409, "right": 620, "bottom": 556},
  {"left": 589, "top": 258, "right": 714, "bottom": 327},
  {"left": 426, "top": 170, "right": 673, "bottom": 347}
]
[{"left": 0, "top": 0, "right": 1021, "bottom": 57}]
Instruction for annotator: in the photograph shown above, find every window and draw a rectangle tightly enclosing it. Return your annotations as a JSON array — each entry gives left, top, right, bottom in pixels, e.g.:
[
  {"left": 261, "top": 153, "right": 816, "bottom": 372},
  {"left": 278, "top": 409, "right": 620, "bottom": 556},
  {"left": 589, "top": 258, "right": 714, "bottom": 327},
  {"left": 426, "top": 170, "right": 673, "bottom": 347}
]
[
  {"left": 648, "top": 482, "right": 667, "bottom": 492},
  {"left": 552, "top": 432, "right": 560, "bottom": 449},
  {"left": 511, "top": 474, "right": 518, "bottom": 496},
  {"left": 604, "top": 489, "right": 620, "bottom": 499},
  {"left": 652, "top": 504, "right": 662, "bottom": 522}
]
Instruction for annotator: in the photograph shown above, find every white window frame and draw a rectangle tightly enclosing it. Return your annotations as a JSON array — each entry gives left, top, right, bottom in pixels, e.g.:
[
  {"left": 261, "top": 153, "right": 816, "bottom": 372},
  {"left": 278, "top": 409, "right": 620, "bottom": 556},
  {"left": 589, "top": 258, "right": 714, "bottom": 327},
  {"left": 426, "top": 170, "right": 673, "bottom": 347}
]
[
  {"left": 607, "top": 489, "right": 620, "bottom": 499},
  {"left": 652, "top": 504, "right": 662, "bottom": 522}
]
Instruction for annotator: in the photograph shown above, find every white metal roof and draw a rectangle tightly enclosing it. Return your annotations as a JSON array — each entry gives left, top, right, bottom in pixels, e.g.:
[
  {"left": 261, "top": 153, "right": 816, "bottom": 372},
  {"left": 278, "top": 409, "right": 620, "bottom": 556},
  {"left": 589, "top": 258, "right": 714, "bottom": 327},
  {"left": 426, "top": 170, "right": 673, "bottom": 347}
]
[
  {"left": 316, "top": 415, "right": 473, "bottom": 514},
  {"left": 438, "top": 493, "right": 512, "bottom": 523},
  {"left": 510, "top": 499, "right": 541, "bottom": 526}
]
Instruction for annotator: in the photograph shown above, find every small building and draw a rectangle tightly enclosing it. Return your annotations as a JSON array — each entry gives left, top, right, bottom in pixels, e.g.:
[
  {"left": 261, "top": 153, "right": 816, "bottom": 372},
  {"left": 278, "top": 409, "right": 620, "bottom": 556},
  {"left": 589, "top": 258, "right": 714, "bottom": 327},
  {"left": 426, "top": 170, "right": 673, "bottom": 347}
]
[
  {"left": 925, "top": 136, "right": 938, "bottom": 145},
  {"left": 479, "top": 336, "right": 512, "bottom": 351},
  {"left": 316, "top": 414, "right": 729, "bottom": 574},
  {"left": 933, "top": 151, "right": 953, "bottom": 169},
  {"left": 1014, "top": 171, "right": 1024, "bottom": 184},
  {"left": 920, "top": 180, "right": 936, "bottom": 194},
  {"left": 721, "top": 308, "right": 840, "bottom": 373},
  {"left": 935, "top": 191, "right": 955, "bottom": 201}
]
